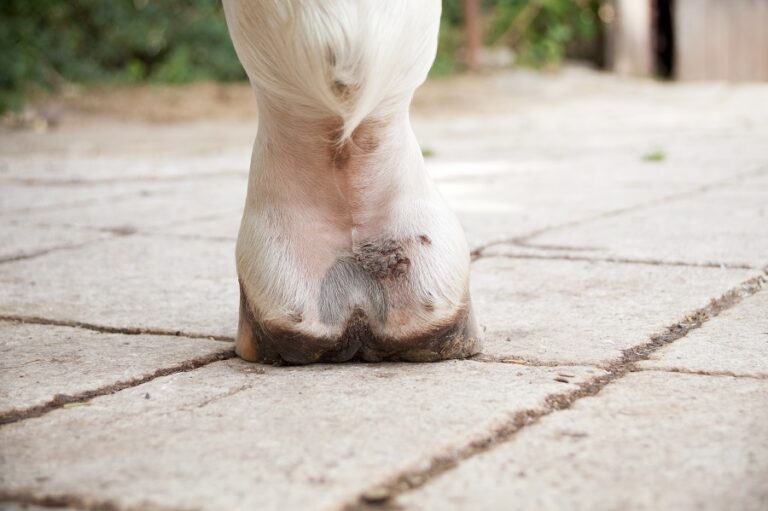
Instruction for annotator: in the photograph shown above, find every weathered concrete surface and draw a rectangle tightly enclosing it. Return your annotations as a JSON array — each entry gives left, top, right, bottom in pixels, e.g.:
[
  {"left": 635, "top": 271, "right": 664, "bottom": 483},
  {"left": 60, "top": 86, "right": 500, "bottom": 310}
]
[
  {"left": 487, "top": 173, "right": 768, "bottom": 267},
  {"left": 0, "top": 183, "right": 135, "bottom": 217},
  {"left": 639, "top": 289, "right": 768, "bottom": 378},
  {"left": 0, "top": 321, "right": 231, "bottom": 420},
  {"left": 14, "top": 177, "right": 246, "bottom": 234},
  {"left": 0, "top": 120, "right": 253, "bottom": 182},
  {"left": 470, "top": 256, "right": 754, "bottom": 363},
  {"left": 0, "top": 505, "right": 68, "bottom": 511},
  {"left": 0, "top": 359, "right": 602, "bottom": 511},
  {"left": 414, "top": 71, "right": 768, "bottom": 166},
  {"left": 0, "top": 223, "right": 106, "bottom": 262},
  {"left": 0, "top": 236, "right": 239, "bottom": 337},
  {"left": 397, "top": 371, "right": 768, "bottom": 511},
  {"left": 1, "top": 68, "right": 767, "bottom": 510},
  {"left": 433, "top": 158, "right": 765, "bottom": 250},
  {"left": 157, "top": 211, "right": 241, "bottom": 241}
]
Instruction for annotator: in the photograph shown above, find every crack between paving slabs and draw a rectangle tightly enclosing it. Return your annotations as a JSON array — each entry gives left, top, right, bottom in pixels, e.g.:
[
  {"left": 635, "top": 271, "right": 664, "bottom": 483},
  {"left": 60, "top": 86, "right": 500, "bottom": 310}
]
[
  {"left": 471, "top": 353, "right": 600, "bottom": 368},
  {"left": 0, "top": 491, "right": 190, "bottom": 511},
  {"left": 0, "top": 237, "right": 116, "bottom": 265},
  {"left": 0, "top": 169, "right": 247, "bottom": 187},
  {"left": 7, "top": 206, "right": 241, "bottom": 247},
  {"left": 0, "top": 348, "right": 236, "bottom": 426},
  {"left": 477, "top": 251, "right": 757, "bottom": 270},
  {"left": 0, "top": 315, "right": 234, "bottom": 343},
  {"left": 1, "top": 274, "right": 764, "bottom": 509},
  {"left": 470, "top": 163, "right": 768, "bottom": 259},
  {"left": 340, "top": 268, "right": 768, "bottom": 510},
  {"left": 0, "top": 190, "right": 143, "bottom": 218},
  {"left": 634, "top": 366, "right": 768, "bottom": 381}
]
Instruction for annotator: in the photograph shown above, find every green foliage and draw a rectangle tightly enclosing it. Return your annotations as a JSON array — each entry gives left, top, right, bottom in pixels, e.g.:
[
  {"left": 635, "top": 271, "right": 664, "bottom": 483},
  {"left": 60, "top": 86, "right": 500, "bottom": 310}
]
[
  {"left": 435, "top": 0, "right": 600, "bottom": 72},
  {"left": 642, "top": 150, "right": 667, "bottom": 162},
  {"left": 1, "top": 0, "right": 602, "bottom": 112},
  {"left": 486, "top": 0, "right": 600, "bottom": 67},
  {"left": 0, "top": 0, "right": 245, "bottom": 112},
  {"left": 431, "top": 17, "right": 464, "bottom": 77}
]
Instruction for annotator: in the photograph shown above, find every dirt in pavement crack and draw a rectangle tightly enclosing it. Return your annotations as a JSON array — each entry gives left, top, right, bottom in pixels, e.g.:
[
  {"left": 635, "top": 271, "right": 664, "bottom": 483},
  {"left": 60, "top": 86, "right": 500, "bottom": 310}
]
[
  {"left": 0, "top": 314, "right": 234, "bottom": 342},
  {"left": 0, "top": 349, "right": 235, "bottom": 426},
  {"left": 471, "top": 165, "right": 768, "bottom": 260}
]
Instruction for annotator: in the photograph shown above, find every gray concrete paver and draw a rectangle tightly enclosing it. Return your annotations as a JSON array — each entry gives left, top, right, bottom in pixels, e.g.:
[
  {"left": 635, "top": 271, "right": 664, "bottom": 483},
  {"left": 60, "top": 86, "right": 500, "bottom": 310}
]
[
  {"left": 471, "top": 256, "right": 754, "bottom": 364},
  {"left": 488, "top": 174, "right": 768, "bottom": 268},
  {"left": 13, "top": 178, "right": 246, "bottom": 234},
  {"left": 0, "top": 321, "right": 230, "bottom": 419},
  {"left": 639, "top": 289, "right": 768, "bottom": 377},
  {"left": 1, "top": 70, "right": 767, "bottom": 511},
  {"left": 0, "top": 223, "right": 106, "bottom": 262},
  {"left": 0, "top": 359, "right": 603, "bottom": 511},
  {"left": 0, "top": 236, "right": 239, "bottom": 338},
  {"left": 396, "top": 371, "right": 768, "bottom": 511}
]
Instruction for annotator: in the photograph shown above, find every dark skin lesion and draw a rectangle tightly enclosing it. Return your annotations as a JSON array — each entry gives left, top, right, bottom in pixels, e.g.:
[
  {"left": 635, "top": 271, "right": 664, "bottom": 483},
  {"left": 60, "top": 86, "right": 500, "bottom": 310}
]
[{"left": 354, "top": 238, "right": 411, "bottom": 279}]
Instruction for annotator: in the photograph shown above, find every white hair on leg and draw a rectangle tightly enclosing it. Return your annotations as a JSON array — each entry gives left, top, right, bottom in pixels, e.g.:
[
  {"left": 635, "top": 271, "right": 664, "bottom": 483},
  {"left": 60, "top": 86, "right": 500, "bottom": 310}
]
[{"left": 222, "top": 0, "right": 442, "bottom": 141}]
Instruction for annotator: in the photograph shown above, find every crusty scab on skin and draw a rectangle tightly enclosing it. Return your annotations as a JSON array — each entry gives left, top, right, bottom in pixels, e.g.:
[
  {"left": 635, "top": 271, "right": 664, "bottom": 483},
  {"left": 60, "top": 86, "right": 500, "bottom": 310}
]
[{"left": 355, "top": 238, "right": 411, "bottom": 279}]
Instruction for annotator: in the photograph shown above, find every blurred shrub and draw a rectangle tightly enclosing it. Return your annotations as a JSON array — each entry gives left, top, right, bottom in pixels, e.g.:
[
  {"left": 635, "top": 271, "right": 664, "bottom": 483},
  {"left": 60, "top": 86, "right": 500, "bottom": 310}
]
[
  {"left": 0, "top": 0, "right": 244, "bottom": 112},
  {"left": 435, "top": 0, "right": 601, "bottom": 74},
  {"left": 1, "top": 0, "right": 601, "bottom": 112},
  {"left": 487, "top": 0, "right": 601, "bottom": 67}
]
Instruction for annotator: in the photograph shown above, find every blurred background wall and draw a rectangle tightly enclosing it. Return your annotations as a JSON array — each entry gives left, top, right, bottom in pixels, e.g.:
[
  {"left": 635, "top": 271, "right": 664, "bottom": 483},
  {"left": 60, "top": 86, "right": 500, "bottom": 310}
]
[
  {"left": 607, "top": 0, "right": 768, "bottom": 80},
  {"left": 2, "top": 0, "right": 767, "bottom": 115}
]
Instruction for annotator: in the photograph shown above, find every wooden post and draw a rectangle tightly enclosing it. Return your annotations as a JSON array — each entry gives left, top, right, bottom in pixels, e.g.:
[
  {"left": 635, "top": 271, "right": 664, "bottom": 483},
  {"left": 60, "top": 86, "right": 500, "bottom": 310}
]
[
  {"left": 610, "top": 0, "right": 653, "bottom": 77},
  {"left": 464, "top": 0, "right": 481, "bottom": 72}
]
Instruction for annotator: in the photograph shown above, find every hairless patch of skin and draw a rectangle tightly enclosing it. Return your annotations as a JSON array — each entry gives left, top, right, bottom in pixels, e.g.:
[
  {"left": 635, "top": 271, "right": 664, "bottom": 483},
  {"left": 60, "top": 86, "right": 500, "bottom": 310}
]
[
  {"left": 318, "top": 237, "right": 412, "bottom": 325},
  {"left": 318, "top": 257, "right": 387, "bottom": 326}
]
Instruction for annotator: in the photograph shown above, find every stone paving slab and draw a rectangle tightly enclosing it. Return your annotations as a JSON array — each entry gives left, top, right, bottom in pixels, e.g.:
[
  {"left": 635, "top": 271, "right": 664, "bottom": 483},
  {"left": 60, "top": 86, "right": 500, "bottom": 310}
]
[
  {"left": 639, "top": 289, "right": 768, "bottom": 378},
  {"left": 0, "top": 149, "right": 248, "bottom": 184},
  {"left": 0, "top": 236, "right": 238, "bottom": 338},
  {"left": 0, "top": 183, "right": 137, "bottom": 217},
  {"left": 0, "top": 120, "right": 254, "bottom": 183},
  {"left": 0, "top": 505, "right": 66, "bottom": 511},
  {"left": 0, "top": 223, "right": 107, "bottom": 262},
  {"left": 0, "top": 321, "right": 230, "bottom": 421},
  {"left": 427, "top": 156, "right": 765, "bottom": 250},
  {"left": 471, "top": 256, "right": 754, "bottom": 364},
  {"left": 486, "top": 173, "right": 768, "bottom": 267},
  {"left": 155, "top": 211, "right": 241, "bottom": 241},
  {"left": 13, "top": 177, "right": 246, "bottom": 234},
  {"left": 396, "top": 371, "right": 768, "bottom": 511},
  {"left": 0, "top": 359, "right": 603, "bottom": 511},
  {"left": 419, "top": 123, "right": 768, "bottom": 179},
  {"left": 1, "top": 71, "right": 767, "bottom": 511}
]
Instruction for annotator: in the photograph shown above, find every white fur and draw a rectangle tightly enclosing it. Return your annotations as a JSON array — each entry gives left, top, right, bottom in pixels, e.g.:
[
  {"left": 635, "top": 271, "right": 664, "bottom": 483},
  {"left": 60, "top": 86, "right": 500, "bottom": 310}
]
[{"left": 222, "top": 0, "right": 441, "bottom": 141}]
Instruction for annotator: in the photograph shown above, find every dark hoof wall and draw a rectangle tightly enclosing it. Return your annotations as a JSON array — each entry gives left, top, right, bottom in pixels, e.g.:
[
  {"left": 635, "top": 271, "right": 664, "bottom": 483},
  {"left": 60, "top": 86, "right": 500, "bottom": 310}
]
[{"left": 237, "top": 294, "right": 481, "bottom": 365}]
